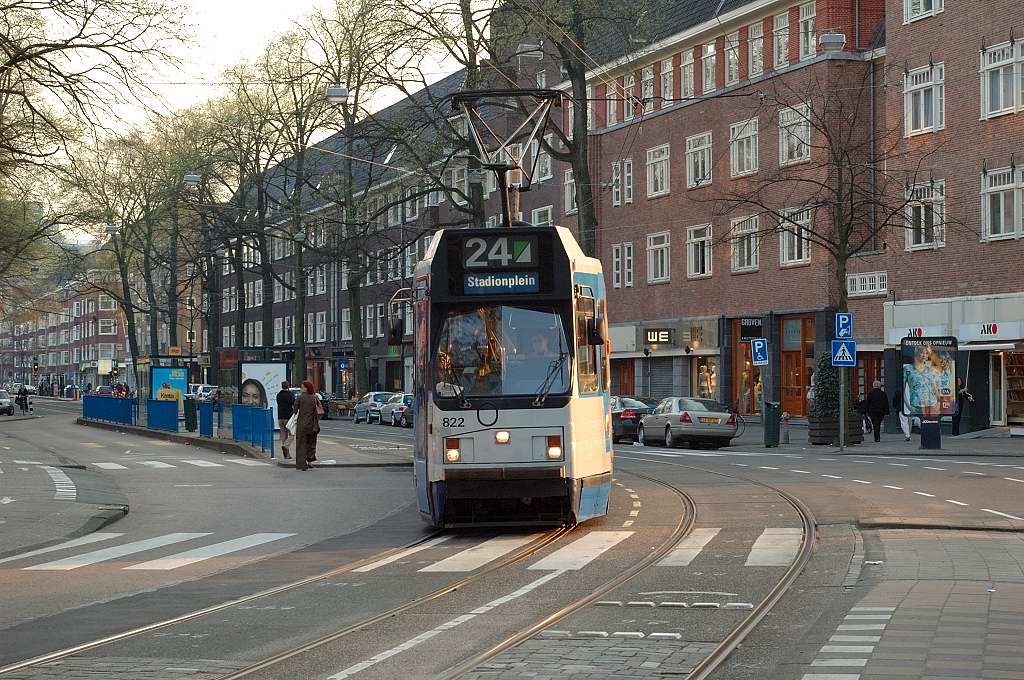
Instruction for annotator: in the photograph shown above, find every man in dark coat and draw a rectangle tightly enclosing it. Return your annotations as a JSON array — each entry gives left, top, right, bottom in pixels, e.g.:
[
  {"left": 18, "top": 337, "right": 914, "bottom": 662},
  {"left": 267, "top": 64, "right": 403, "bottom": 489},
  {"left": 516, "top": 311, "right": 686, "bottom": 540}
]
[
  {"left": 864, "top": 380, "right": 891, "bottom": 443},
  {"left": 276, "top": 381, "right": 294, "bottom": 459}
]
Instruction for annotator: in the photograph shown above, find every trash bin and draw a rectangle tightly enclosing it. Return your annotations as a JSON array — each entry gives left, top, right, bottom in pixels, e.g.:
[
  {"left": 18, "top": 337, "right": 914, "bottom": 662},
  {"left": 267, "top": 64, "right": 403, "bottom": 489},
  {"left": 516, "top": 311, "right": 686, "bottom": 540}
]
[
  {"left": 763, "top": 400, "right": 781, "bottom": 448},
  {"left": 184, "top": 397, "right": 198, "bottom": 432}
]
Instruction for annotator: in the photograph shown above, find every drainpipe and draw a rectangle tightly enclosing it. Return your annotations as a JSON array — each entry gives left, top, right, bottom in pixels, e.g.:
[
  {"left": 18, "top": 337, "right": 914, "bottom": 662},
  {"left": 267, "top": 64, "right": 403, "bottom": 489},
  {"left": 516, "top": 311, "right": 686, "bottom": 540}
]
[{"left": 869, "top": 58, "right": 876, "bottom": 240}]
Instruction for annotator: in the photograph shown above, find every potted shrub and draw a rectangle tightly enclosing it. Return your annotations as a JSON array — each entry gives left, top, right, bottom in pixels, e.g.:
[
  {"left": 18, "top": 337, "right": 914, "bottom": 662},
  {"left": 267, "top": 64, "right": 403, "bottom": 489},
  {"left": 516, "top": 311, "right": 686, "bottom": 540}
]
[{"left": 808, "top": 351, "right": 863, "bottom": 446}]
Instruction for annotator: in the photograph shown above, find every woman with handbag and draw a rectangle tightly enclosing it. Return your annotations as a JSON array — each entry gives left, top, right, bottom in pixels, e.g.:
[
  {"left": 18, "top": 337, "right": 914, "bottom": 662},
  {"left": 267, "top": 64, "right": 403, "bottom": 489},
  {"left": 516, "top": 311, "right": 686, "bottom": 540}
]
[{"left": 294, "top": 380, "right": 321, "bottom": 471}]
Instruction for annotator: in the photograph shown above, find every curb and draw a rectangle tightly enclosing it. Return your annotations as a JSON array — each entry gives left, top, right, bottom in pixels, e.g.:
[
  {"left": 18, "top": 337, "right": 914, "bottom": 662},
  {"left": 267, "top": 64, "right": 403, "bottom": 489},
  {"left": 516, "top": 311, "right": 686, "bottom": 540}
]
[
  {"left": 0, "top": 415, "right": 42, "bottom": 423},
  {"left": 274, "top": 460, "right": 413, "bottom": 469},
  {"left": 76, "top": 418, "right": 264, "bottom": 460},
  {"left": 859, "top": 517, "right": 1024, "bottom": 533},
  {"left": 0, "top": 503, "right": 129, "bottom": 562}
]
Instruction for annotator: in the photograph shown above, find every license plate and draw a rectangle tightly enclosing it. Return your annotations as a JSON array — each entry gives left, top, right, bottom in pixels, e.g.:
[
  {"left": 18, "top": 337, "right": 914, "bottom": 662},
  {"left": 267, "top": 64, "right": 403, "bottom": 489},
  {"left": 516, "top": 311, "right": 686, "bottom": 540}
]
[{"left": 699, "top": 417, "right": 719, "bottom": 424}]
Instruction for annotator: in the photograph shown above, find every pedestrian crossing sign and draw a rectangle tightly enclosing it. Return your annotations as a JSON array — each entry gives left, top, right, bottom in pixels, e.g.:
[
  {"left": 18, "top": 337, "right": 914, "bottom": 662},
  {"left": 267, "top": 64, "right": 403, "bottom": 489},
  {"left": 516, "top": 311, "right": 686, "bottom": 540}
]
[{"left": 831, "top": 339, "right": 857, "bottom": 367}]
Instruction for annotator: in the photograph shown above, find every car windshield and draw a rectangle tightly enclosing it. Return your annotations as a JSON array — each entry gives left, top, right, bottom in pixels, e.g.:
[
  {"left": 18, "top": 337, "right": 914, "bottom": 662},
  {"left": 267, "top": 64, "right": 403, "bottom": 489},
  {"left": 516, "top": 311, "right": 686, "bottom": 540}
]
[
  {"left": 435, "top": 305, "right": 570, "bottom": 399},
  {"left": 618, "top": 397, "right": 648, "bottom": 409},
  {"left": 680, "top": 398, "right": 728, "bottom": 412}
]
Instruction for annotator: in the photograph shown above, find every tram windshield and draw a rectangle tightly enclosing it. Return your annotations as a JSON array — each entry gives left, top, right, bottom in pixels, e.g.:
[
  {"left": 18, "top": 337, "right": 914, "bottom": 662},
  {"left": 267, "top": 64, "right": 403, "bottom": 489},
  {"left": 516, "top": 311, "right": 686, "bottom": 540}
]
[{"left": 435, "top": 305, "right": 570, "bottom": 399}]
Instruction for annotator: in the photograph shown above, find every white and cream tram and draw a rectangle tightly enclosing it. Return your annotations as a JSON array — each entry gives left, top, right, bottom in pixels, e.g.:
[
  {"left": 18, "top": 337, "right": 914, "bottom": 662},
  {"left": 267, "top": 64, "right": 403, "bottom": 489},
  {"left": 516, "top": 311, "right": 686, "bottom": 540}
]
[{"left": 410, "top": 225, "right": 613, "bottom": 527}]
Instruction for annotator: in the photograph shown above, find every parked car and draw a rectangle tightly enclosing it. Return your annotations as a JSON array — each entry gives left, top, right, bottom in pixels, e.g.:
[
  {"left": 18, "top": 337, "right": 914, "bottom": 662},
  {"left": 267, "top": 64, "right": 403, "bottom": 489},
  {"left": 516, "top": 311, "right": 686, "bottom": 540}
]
[
  {"left": 288, "top": 387, "right": 334, "bottom": 419},
  {"left": 0, "top": 390, "right": 14, "bottom": 416},
  {"left": 379, "top": 393, "right": 414, "bottom": 427},
  {"left": 610, "top": 396, "right": 654, "bottom": 443},
  {"left": 637, "top": 397, "right": 739, "bottom": 449},
  {"left": 353, "top": 392, "right": 395, "bottom": 423}
]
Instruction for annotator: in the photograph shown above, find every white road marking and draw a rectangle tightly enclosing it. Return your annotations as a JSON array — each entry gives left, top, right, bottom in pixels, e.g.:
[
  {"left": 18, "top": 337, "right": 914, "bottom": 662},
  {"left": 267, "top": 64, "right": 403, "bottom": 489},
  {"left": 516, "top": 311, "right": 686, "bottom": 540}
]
[
  {"left": 1004, "top": 477, "right": 1024, "bottom": 483},
  {"left": 629, "top": 510, "right": 639, "bottom": 516},
  {"left": 13, "top": 460, "right": 41, "bottom": 465},
  {"left": 850, "top": 607, "right": 895, "bottom": 612},
  {"left": 913, "top": 491, "right": 935, "bottom": 497},
  {"left": 0, "top": 533, "right": 125, "bottom": 565},
  {"left": 733, "top": 463, "right": 749, "bottom": 467},
  {"left": 0, "top": 496, "right": 12, "bottom": 503},
  {"left": 82, "top": 443, "right": 103, "bottom": 448},
  {"left": 180, "top": 460, "right": 223, "bottom": 467},
  {"left": 24, "top": 533, "right": 209, "bottom": 570},
  {"left": 800, "top": 675, "right": 861, "bottom": 680},
  {"left": 883, "top": 485, "right": 903, "bottom": 490},
  {"left": 821, "top": 474, "right": 842, "bottom": 479},
  {"left": 830, "top": 635, "right": 881, "bottom": 642},
  {"left": 352, "top": 536, "right": 452, "bottom": 572},
  {"left": 745, "top": 528, "right": 802, "bottom": 567},
  {"left": 853, "top": 460, "right": 875, "bottom": 464},
  {"left": 226, "top": 459, "right": 270, "bottom": 466},
  {"left": 836, "top": 623, "right": 886, "bottom": 630},
  {"left": 887, "top": 463, "right": 908, "bottom": 466},
  {"left": 946, "top": 500, "right": 968, "bottom": 506},
  {"left": 93, "top": 462, "right": 128, "bottom": 470},
  {"left": 982, "top": 508, "right": 1024, "bottom": 521},
  {"left": 328, "top": 570, "right": 565, "bottom": 679},
  {"left": 923, "top": 466, "right": 945, "bottom": 471},
  {"left": 632, "top": 501, "right": 641, "bottom": 507},
  {"left": 851, "top": 479, "right": 872, "bottom": 485},
  {"left": 174, "top": 484, "right": 213, "bottom": 487},
  {"left": 963, "top": 471, "right": 986, "bottom": 475},
  {"left": 845, "top": 614, "right": 891, "bottom": 620},
  {"left": 621, "top": 520, "right": 634, "bottom": 527},
  {"left": 821, "top": 645, "right": 874, "bottom": 653},
  {"left": 125, "top": 533, "right": 294, "bottom": 570},
  {"left": 137, "top": 461, "right": 175, "bottom": 469},
  {"left": 41, "top": 466, "right": 76, "bottom": 500},
  {"left": 760, "top": 466, "right": 779, "bottom": 470},
  {"left": 811, "top": 659, "right": 867, "bottom": 667},
  {"left": 658, "top": 528, "right": 721, "bottom": 566},
  {"left": 791, "top": 469, "right": 811, "bottom": 474},
  {"left": 419, "top": 534, "right": 540, "bottom": 573},
  {"left": 529, "top": 531, "right": 633, "bottom": 571}
]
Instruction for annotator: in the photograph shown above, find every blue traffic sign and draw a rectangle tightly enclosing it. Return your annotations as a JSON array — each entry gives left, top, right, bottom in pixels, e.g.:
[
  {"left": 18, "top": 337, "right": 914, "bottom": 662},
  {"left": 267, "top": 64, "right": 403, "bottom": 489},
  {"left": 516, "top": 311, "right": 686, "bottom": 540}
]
[
  {"left": 835, "top": 312, "right": 854, "bottom": 339},
  {"left": 750, "top": 338, "right": 769, "bottom": 366},
  {"left": 831, "top": 339, "right": 857, "bottom": 367},
  {"left": 338, "top": 358, "right": 349, "bottom": 371}
]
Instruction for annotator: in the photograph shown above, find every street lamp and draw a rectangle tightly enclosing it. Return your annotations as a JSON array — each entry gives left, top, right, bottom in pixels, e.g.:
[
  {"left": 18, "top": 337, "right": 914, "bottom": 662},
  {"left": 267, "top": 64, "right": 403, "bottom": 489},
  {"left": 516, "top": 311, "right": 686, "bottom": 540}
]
[
  {"left": 819, "top": 31, "right": 847, "bottom": 53},
  {"left": 325, "top": 85, "right": 349, "bottom": 105}
]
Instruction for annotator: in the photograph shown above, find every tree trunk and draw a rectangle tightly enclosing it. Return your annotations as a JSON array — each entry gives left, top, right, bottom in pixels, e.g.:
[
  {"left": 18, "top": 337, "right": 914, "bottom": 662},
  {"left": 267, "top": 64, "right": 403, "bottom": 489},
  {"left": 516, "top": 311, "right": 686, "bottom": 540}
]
[
  {"left": 167, "top": 206, "right": 180, "bottom": 347},
  {"left": 349, "top": 276, "right": 368, "bottom": 396},
  {"left": 141, "top": 223, "right": 160, "bottom": 364}
]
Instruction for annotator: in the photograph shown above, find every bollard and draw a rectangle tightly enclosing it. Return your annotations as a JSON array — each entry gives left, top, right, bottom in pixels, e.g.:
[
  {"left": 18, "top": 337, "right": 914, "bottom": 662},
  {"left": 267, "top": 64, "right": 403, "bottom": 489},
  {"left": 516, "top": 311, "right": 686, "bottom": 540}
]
[
  {"left": 29, "top": 395, "right": 33, "bottom": 416},
  {"left": 780, "top": 411, "right": 791, "bottom": 444}
]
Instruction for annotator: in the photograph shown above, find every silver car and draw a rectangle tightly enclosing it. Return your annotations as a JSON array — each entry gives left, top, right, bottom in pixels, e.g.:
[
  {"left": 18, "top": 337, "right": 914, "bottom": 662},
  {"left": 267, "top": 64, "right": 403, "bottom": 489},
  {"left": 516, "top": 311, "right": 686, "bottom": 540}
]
[
  {"left": 637, "top": 397, "right": 739, "bottom": 449},
  {"left": 0, "top": 390, "right": 13, "bottom": 416},
  {"left": 378, "top": 393, "right": 413, "bottom": 427},
  {"left": 353, "top": 392, "right": 396, "bottom": 423}
]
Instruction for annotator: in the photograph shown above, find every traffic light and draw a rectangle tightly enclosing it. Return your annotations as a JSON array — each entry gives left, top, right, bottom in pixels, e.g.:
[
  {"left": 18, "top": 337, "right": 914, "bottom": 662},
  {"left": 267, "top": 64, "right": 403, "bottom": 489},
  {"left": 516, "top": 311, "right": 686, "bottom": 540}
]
[
  {"left": 111, "top": 366, "right": 120, "bottom": 379},
  {"left": 32, "top": 360, "right": 39, "bottom": 375}
]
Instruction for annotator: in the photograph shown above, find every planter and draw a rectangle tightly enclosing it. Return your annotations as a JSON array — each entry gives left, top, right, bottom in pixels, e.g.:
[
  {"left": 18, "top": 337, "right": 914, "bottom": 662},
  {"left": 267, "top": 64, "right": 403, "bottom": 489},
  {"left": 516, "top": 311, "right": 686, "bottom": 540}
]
[{"left": 808, "top": 414, "right": 865, "bottom": 446}]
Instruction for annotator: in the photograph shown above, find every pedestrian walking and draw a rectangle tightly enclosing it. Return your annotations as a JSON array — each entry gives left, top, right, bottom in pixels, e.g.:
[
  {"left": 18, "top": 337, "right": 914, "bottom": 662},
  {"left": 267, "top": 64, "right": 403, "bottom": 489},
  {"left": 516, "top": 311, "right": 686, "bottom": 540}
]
[
  {"left": 293, "top": 380, "right": 320, "bottom": 471},
  {"left": 865, "top": 381, "right": 890, "bottom": 443},
  {"left": 951, "top": 377, "right": 974, "bottom": 436},
  {"left": 17, "top": 385, "right": 29, "bottom": 415},
  {"left": 276, "top": 381, "right": 294, "bottom": 459},
  {"left": 892, "top": 390, "right": 911, "bottom": 441}
]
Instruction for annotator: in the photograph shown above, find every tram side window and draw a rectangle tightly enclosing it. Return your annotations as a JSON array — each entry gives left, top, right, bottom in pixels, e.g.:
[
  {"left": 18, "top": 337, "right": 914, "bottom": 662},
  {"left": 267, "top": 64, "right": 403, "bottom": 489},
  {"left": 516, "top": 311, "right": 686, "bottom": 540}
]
[{"left": 576, "top": 296, "right": 598, "bottom": 393}]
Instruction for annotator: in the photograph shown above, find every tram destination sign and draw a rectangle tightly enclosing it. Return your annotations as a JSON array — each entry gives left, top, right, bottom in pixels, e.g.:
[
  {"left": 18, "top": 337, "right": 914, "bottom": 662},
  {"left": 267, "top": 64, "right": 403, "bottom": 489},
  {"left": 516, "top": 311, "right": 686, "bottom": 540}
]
[
  {"left": 464, "top": 272, "right": 540, "bottom": 295},
  {"left": 461, "top": 235, "right": 538, "bottom": 270}
]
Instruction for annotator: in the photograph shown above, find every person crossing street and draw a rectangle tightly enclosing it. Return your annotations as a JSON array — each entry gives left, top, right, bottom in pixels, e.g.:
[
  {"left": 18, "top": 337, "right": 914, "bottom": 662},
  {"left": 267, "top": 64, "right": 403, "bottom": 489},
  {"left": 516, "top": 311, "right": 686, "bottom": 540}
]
[
  {"left": 864, "top": 380, "right": 891, "bottom": 443},
  {"left": 276, "top": 381, "right": 294, "bottom": 459}
]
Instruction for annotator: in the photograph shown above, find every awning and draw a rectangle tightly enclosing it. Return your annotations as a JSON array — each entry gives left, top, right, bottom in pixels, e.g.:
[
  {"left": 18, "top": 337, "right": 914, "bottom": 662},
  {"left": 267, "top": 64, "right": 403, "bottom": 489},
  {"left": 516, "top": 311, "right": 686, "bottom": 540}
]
[{"left": 962, "top": 342, "right": 1022, "bottom": 351}]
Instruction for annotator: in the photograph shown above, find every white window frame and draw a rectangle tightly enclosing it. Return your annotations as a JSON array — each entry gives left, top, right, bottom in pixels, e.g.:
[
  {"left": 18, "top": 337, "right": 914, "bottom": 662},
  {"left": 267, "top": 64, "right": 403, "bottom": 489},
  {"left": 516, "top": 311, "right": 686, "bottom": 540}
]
[
  {"left": 980, "top": 43, "right": 1018, "bottom": 120},
  {"left": 532, "top": 135, "right": 553, "bottom": 181},
  {"left": 799, "top": 2, "right": 816, "bottom": 61},
  {"left": 905, "top": 181, "right": 946, "bottom": 250},
  {"left": 686, "top": 224, "right": 713, "bottom": 278},
  {"left": 611, "top": 161, "right": 622, "bottom": 206},
  {"left": 905, "top": 63, "right": 945, "bottom": 135},
  {"left": 611, "top": 244, "right": 623, "bottom": 288},
  {"left": 646, "top": 231, "right": 671, "bottom": 284},
  {"left": 564, "top": 169, "right": 577, "bottom": 214},
  {"left": 779, "top": 207, "right": 812, "bottom": 265},
  {"left": 847, "top": 271, "right": 889, "bottom": 297},
  {"left": 531, "top": 205, "right": 553, "bottom": 227},
  {"left": 729, "top": 119, "right": 759, "bottom": 177},
  {"left": 779, "top": 104, "right": 811, "bottom": 165},
  {"left": 316, "top": 311, "right": 327, "bottom": 342},
  {"left": 641, "top": 65, "right": 654, "bottom": 113},
  {"left": 686, "top": 132, "right": 712, "bottom": 188},
  {"left": 726, "top": 32, "right": 740, "bottom": 85},
  {"left": 981, "top": 170, "right": 1018, "bottom": 241},
  {"left": 376, "top": 303, "right": 386, "bottom": 338},
  {"left": 98, "top": 294, "right": 115, "bottom": 311},
  {"left": 341, "top": 308, "right": 352, "bottom": 341},
  {"left": 681, "top": 51, "right": 695, "bottom": 99},
  {"left": 646, "top": 144, "right": 671, "bottom": 197},
  {"left": 774, "top": 12, "right": 790, "bottom": 68},
  {"left": 660, "top": 57, "right": 674, "bottom": 106},
  {"left": 623, "top": 242, "right": 633, "bottom": 287},
  {"left": 748, "top": 22, "right": 764, "bottom": 78},
  {"left": 702, "top": 42, "right": 716, "bottom": 94},
  {"left": 624, "top": 74, "right": 637, "bottom": 120},
  {"left": 731, "top": 216, "right": 760, "bottom": 272},
  {"left": 904, "top": 0, "right": 944, "bottom": 24}
]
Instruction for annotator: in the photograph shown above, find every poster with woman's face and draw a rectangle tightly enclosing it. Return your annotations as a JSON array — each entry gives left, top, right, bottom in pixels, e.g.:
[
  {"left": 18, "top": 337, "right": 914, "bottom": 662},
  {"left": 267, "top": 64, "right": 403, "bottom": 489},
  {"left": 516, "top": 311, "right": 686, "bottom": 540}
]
[
  {"left": 900, "top": 337, "right": 957, "bottom": 418},
  {"left": 240, "top": 362, "right": 288, "bottom": 422}
]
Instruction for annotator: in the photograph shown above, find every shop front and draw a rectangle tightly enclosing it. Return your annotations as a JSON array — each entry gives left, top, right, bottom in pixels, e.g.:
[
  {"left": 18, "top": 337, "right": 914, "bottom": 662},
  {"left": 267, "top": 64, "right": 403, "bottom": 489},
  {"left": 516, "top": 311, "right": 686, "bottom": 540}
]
[
  {"left": 960, "top": 319, "right": 1024, "bottom": 429},
  {"left": 608, "top": 318, "right": 721, "bottom": 401}
]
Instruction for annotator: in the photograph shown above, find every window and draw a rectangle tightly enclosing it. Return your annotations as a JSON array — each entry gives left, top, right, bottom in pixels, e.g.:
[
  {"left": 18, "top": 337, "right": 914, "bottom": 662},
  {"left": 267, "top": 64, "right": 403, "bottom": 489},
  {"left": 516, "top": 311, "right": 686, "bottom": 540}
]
[
  {"left": 904, "top": 0, "right": 943, "bottom": 23},
  {"left": 607, "top": 86, "right": 619, "bottom": 126},
  {"left": 283, "top": 316, "right": 293, "bottom": 344},
  {"left": 905, "top": 63, "right": 945, "bottom": 135},
  {"left": 702, "top": 43, "right": 716, "bottom": 94},
  {"left": 623, "top": 159, "right": 633, "bottom": 203},
  {"left": 507, "top": 143, "right": 523, "bottom": 186},
  {"left": 726, "top": 32, "right": 740, "bottom": 85},
  {"left": 660, "top": 58, "right": 674, "bottom": 105},
  {"left": 780, "top": 207, "right": 812, "bottom": 265},
  {"left": 223, "top": 326, "right": 232, "bottom": 348},
  {"left": 376, "top": 303, "right": 385, "bottom": 337},
  {"left": 536, "top": 70, "right": 546, "bottom": 88},
  {"left": 564, "top": 169, "right": 577, "bottom": 214},
  {"left": 687, "top": 225, "right": 712, "bottom": 278},
  {"left": 981, "top": 43, "right": 1017, "bottom": 119},
  {"left": 646, "top": 232, "right": 671, "bottom": 283},
  {"left": 646, "top": 144, "right": 671, "bottom": 197},
  {"left": 905, "top": 181, "right": 946, "bottom": 249},
  {"left": 254, "top": 280, "right": 263, "bottom": 306},
  {"left": 730, "top": 119, "right": 759, "bottom": 176},
  {"left": 749, "top": 22, "right": 764, "bottom": 77},
  {"left": 99, "top": 319, "right": 117, "bottom": 335},
  {"left": 342, "top": 309, "right": 352, "bottom": 341},
  {"left": 98, "top": 343, "right": 115, "bottom": 360},
  {"left": 622, "top": 242, "right": 633, "bottom": 287},
  {"left": 305, "top": 313, "right": 315, "bottom": 342},
  {"left": 565, "top": 100, "right": 574, "bottom": 140},
  {"left": 531, "top": 205, "right": 553, "bottom": 226},
  {"left": 73, "top": 325, "right": 80, "bottom": 341},
  {"left": 774, "top": 12, "right": 789, "bottom": 68},
  {"left": 254, "top": 322, "right": 263, "bottom": 347},
  {"left": 799, "top": 2, "right": 816, "bottom": 61},
  {"left": 611, "top": 244, "right": 623, "bottom": 288},
  {"left": 731, "top": 216, "right": 759, "bottom": 271},
  {"left": 641, "top": 65, "right": 655, "bottom": 113},
  {"left": 532, "top": 135, "right": 553, "bottom": 181},
  {"left": 405, "top": 186, "right": 419, "bottom": 221},
  {"left": 611, "top": 161, "right": 622, "bottom": 206},
  {"left": 274, "top": 279, "right": 283, "bottom": 302},
  {"left": 624, "top": 74, "right": 637, "bottom": 120},
  {"left": 686, "top": 132, "right": 712, "bottom": 188},
  {"left": 779, "top": 104, "right": 811, "bottom": 165},
  {"left": 681, "top": 51, "right": 695, "bottom": 99},
  {"left": 847, "top": 271, "right": 889, "bottom": 297},
  {"left": 982, "top": 171, "right": 1016, "bottom": 240},
  {"left": 98, "top": 294, "right": 115, "bottom": 310},
  {"left": 73, "top": 301, "right": 81, "bottom": 317}
]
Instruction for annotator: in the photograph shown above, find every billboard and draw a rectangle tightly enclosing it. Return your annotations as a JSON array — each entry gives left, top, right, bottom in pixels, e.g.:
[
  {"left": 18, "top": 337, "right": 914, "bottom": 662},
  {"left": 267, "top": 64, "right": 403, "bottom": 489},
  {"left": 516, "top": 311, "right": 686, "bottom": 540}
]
[
  {"left": 900, "top": 336, "right": 957, "bottom": 418},
  {"left": 152, "top": 366, "right": 188, "bottom": 415},
  {"left": 240, "top": 361, "right": 288, "bottom": 424}
]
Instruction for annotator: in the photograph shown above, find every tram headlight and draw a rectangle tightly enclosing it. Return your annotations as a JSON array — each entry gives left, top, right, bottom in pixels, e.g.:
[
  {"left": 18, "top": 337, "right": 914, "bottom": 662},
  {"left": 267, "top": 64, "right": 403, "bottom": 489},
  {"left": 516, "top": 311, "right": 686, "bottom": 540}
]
[
  {"left": 546, "top": 435, "right": 562, "bottom": 460},
  {"left": 444, "top": 437, "right": 461, "bottom": 463},
  {"left": 495, "top": 430, "right": 511, "bottom": 445}
]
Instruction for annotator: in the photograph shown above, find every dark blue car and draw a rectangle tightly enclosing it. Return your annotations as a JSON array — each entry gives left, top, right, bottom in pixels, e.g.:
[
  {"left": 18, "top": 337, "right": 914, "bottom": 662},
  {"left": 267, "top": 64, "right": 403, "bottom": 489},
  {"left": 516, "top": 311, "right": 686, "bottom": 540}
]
[{"left": 611, "top": 396, "right": 657, "bottom": 443}]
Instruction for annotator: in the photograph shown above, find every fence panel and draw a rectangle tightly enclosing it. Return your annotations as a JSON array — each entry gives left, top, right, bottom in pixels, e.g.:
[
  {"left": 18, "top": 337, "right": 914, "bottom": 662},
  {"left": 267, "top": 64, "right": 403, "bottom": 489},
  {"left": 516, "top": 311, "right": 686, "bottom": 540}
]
[
  {"left": 82, "top": 395, "right": 135, "bottom": 425},
  {"left": 230, "top": 404, "right": 274, "bottom": 456},
  {"left": 199, "top": 401, "right": 214, "bottom": 437},
  {"left": 147, "top": 399, "right": 179, "bottom": 432}
]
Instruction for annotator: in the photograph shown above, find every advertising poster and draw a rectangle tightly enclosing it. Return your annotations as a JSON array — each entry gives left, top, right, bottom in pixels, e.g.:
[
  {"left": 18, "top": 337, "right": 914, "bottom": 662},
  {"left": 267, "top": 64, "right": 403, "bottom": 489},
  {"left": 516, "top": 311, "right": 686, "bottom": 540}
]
[
  {"left": 152, "top": 366, "right": 188, "bottom": 415},
  {"left": 900, "top": 336, "right": 957, "bottom": 418},
  {"left": 240, "top": 361, "right": 288, "bottom": 424}
]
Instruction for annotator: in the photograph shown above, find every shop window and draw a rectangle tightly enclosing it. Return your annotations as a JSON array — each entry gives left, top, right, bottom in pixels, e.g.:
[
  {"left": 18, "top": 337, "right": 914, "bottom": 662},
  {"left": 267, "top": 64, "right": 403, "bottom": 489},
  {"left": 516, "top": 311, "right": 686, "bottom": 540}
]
[{"left": 694, "top": 356, "right": 719, "bottom": 400}]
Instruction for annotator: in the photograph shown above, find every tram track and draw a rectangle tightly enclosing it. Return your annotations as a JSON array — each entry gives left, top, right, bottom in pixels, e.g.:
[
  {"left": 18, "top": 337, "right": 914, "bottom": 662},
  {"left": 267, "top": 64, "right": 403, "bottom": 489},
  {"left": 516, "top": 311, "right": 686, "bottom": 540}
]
[{"left": 436, "top": 459, "right": 816, "bottom": 680}]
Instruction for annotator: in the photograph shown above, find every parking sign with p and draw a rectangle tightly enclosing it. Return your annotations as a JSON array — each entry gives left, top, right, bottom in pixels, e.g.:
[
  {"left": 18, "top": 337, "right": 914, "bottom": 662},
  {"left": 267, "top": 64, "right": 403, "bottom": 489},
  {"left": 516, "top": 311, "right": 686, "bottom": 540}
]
[{"left": 835, "top": 312, "right": 854, "bottom": 339}]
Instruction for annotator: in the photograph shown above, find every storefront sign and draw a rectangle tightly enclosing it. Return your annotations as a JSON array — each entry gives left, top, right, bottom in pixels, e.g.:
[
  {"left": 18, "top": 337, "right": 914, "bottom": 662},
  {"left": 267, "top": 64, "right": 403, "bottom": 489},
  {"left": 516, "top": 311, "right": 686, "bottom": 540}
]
[
  {"left": 739, "top": 317, "right": 763, "bottom": 340},
  {"left": 886, "top": 325, "right": 948, "bottom": 345},
  {"left": 899, "top": 337, "right": 957, "bottom": 417},
  {"left": 958, "top": 320, "right": 1024, "bottom": 342},
  {"left": 644, "top": 328, "right": 673, "bottom": 345}
]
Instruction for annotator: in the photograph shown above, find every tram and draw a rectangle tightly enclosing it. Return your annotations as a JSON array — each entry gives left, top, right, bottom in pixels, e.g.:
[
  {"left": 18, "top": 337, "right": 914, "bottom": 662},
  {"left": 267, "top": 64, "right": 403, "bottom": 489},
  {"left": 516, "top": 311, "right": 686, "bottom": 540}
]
[{"left": 410, "top": 225, "right": 613, "bottom": 527}]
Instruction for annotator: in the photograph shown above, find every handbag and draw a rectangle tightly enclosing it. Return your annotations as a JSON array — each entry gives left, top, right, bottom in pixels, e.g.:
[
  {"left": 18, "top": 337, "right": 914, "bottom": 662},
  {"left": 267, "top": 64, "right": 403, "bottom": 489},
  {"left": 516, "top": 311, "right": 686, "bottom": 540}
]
[
  {"left": 285, "top": 412, "right": 298, "bottom": 435},
  {"left": 315, "top": 394, "right": 325, "bottom": 417}
]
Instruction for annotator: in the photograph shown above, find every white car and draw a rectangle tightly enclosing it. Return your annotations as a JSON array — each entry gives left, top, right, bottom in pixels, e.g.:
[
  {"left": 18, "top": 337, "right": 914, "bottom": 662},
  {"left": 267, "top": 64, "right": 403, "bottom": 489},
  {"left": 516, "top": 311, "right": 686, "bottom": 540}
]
[
  {"left": 0, "top": 390, "right": 13, "bottom": 416},
  {"left": 378, "top": 393, "right": 413, "bottom": 427}
]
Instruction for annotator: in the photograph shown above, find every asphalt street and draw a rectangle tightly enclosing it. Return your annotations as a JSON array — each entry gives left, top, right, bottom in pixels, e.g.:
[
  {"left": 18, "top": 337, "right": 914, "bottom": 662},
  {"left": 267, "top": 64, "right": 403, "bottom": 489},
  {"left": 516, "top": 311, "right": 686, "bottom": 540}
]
[{"left": 1, "top": 401, "right": 1022, "bottom": 679}]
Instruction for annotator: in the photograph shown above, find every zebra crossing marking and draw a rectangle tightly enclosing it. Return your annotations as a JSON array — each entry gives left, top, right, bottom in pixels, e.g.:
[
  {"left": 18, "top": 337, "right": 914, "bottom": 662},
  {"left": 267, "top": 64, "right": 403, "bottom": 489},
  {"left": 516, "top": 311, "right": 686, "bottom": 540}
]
[
  {"left": 745, "top": 528, "right": 803, "bottom": 567},
  {"left": 180, "top": 460, "right": 223, "bottom": 467},
  {"left": 0, "top": 533, "right": 123, "bottom": 566},
  {"left": 137, "top": 461, "right": 175, "bottom": 469},
  {"left": 124, "top": 533, "right": 294, "bottom": 570},
  {"left": 227, "top": 459, "right": 271, "bottom": 466},
  {"left": 528, "top": 531, "right": 633, "bottom": 571},
  {"left": 41, "top": 466, "right": 76, "bottom": 500},
  {"left": 93, "top": 462, "right": 128, "bottom": 470},
  {"left": 353, "top": 536, "right": 452, "bottom": 572},
  {"left": 24, "top": 533, "right": 210, "bottom": 571},
  {"left": 419, "top": 534, "right": 540, "bottom": 573},
  {"left": 658, "top": 528, "right": 721, "bottom": 567}
]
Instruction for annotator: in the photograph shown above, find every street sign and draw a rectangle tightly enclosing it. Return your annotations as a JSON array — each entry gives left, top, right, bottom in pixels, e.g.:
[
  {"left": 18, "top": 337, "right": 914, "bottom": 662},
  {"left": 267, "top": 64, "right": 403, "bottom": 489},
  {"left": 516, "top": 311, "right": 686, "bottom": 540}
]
[
  {"left": 835, "top": 312, "right": 854, "bottom": 339},
  {"left": 338, "top": 357, "right": 349, "bottom": 371},
  {"left": 750, "top": 338, "right": 769, "bottom": 366},
  {"left": 168, "top": 346, "right": 182, "bottom": 356},
  {"left": 831, "top": 339, "right": 857, "bottom": 367}
]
